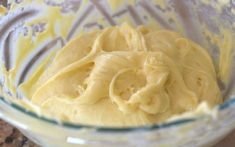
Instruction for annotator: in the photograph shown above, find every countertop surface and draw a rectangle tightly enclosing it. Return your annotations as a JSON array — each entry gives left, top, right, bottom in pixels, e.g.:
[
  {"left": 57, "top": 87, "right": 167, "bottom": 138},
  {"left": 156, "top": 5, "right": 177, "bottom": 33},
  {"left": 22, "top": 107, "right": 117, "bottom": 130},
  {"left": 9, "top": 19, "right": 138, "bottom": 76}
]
[
  {"left": 0, "top": 120, "right": 38, "bottom": 147},
  {"left": 0, "top": 119, "right": 234, "bottom": 147}
]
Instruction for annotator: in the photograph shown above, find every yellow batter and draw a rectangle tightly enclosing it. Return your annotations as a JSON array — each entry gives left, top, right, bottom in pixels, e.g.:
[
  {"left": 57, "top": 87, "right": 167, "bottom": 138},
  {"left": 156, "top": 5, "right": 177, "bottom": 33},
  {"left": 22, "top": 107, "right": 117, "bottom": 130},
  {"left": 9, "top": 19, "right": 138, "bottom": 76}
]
[{"left": 20, "top": 23, "right": 222, "bottom": 126}]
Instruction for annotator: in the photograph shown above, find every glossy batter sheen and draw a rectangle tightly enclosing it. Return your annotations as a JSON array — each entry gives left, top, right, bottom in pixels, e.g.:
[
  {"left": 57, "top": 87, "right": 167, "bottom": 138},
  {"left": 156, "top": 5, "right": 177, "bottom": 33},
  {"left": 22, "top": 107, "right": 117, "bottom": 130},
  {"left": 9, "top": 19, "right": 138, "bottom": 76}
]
[{"left": 20, "top": 24, "right": 222, "bottom": 126}]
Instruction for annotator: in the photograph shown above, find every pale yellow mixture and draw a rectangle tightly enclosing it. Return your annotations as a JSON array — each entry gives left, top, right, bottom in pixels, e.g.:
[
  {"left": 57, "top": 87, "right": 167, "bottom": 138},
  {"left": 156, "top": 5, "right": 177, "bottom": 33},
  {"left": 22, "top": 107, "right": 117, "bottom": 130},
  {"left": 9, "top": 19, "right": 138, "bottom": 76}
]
[{"left": 20, "top": 24, "right": 222, "bottom": 126}]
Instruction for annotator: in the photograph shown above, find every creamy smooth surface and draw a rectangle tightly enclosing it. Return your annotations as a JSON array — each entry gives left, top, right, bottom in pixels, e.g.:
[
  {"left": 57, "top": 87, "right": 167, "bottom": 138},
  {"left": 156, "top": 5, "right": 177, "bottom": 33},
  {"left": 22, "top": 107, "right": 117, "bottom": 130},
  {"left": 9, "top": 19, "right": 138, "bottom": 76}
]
[{"left": 20, "top": 24, "right": 222, "bottom": 126}]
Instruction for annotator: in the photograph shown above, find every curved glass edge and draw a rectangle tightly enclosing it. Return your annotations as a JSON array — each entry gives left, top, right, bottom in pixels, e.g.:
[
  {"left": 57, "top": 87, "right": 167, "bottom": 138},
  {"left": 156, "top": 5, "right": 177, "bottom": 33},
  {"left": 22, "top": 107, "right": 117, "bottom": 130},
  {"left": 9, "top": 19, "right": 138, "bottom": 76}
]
[
  {"left": 219, "top": 96, "right": 235, "bottom": 110},
  {"left": 0, "top": 96, "right": 234, "bottom": 133}
]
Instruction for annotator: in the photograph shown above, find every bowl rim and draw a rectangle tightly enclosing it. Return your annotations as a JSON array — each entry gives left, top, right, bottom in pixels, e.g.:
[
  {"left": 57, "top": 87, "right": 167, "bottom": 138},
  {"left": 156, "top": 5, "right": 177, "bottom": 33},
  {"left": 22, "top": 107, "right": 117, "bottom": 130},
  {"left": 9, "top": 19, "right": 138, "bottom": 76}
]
[{"left": 0, "top": 96, "right": 235, "bottom": 132}]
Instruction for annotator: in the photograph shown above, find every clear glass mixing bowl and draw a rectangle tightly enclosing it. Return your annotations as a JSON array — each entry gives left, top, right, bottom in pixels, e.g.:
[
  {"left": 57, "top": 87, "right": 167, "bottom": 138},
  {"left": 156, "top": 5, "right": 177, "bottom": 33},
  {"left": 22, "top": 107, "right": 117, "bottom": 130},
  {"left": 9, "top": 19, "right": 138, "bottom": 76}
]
[{"left": 0, "top": 0, "right": 235, "bottom": 146}]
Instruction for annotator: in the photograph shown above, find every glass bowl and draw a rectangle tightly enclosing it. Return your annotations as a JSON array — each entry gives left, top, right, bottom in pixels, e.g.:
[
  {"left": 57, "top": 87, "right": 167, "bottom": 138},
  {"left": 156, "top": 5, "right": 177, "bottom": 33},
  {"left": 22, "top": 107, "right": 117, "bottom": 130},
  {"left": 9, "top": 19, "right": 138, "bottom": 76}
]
[{"left": 0, "top": 0, "right": 235, "bottom": 146}]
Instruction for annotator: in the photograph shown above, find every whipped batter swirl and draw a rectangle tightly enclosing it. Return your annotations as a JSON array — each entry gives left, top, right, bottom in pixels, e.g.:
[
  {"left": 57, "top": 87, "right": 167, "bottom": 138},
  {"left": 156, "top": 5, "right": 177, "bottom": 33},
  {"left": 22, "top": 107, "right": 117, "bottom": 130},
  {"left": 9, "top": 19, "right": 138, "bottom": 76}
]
[{"left": 20, "top": 24, "right": 221, "bottom": 126}]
